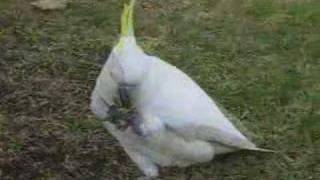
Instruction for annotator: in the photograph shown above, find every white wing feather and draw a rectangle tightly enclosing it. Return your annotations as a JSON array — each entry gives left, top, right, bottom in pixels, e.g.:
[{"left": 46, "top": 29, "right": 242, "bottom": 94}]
[{"left": 135, "top": 56, "right": 257, "bottom": 150}]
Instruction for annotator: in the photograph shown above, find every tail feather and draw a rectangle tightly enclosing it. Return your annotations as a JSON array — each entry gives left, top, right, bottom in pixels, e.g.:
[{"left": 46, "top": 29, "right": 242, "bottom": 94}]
[
  {"left": 195, "top": 126, "right": 275, "bottom": 153},
  {"left": 243, "top": 146, "right": 275, "bottom": 153}
]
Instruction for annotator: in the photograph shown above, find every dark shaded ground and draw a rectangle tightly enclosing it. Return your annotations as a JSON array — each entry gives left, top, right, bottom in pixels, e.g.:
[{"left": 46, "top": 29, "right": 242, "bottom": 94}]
[{"left": 0, "top": 0, "right": 319, "bottom": 179}]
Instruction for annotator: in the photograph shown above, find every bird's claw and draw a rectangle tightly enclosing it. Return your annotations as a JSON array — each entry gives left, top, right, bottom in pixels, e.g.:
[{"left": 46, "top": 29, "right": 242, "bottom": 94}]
[
  {"left": 118, "top": 83, "right": 135, "bottom": 108},
  {"left": 129, "top": 112, "right": 164, "bottom": 138}
]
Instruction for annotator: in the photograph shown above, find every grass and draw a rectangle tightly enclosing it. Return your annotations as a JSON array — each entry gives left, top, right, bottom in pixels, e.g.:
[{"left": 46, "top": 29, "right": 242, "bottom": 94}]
[{"left": 0, "top": 0, "right": 319, "bottom": 179}]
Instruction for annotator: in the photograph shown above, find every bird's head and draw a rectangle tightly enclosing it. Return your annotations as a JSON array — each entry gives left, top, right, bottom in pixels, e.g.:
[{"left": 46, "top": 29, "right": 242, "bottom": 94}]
[
  {"left": 106, "top": 0, "right": 149, "bottom": 86},
  {"left": 90, "top": 0, "right": 148, "bottom": 119}
]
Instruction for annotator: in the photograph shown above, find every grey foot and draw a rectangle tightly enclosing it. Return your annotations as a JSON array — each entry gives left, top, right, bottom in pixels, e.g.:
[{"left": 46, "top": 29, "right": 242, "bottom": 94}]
[
  {"left": 119, "top": 83, "right": 135, "bottom": 108},
  {"left": 128, "top": 111, "right": 146, "bottom": 136}
]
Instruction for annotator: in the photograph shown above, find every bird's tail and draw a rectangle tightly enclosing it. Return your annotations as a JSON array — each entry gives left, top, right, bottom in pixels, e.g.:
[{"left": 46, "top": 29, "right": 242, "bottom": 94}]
[
  {"left": 243, "top": 146, "right": 275, "bottom": 153},
  {"left": 228, "top": 137, "right": 275, "bottom": 153}
]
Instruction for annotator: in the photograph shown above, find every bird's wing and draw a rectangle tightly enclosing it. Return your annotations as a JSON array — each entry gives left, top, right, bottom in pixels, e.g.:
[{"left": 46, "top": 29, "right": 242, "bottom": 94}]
[
  {"left": 164, "top": 121, "right": 256, "bottom": 150},
  {"left": 159, "top": 116, "right": 273, "bottom": 152},
  {"left": 138, "top": 58, "right": 273, "bottom": 152},
  {"left": 142, "top": 60, "right": 252, "bottom": 149}
]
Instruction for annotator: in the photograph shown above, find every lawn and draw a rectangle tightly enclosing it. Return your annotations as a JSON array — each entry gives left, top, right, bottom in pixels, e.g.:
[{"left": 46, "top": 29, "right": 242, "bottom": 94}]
[{"left": 0, "top": 0, "right": 319, "bottom": 179}]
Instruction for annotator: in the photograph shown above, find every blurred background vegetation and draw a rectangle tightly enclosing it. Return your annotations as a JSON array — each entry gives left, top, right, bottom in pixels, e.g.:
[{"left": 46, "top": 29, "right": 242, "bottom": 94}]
[{"left": 0, "top": 0, "right": 319, "bottom": 179}]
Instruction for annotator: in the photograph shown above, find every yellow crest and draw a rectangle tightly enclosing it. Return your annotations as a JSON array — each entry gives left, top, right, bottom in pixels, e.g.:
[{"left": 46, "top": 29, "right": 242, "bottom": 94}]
[{"left": 116, "top": 0, "right": 135, "bottom": 50}]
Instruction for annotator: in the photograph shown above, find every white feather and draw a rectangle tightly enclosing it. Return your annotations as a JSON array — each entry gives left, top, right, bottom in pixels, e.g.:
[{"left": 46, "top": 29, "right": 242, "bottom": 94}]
[{"left": 90, "top": 1, "right": 272, "bottom": 178}]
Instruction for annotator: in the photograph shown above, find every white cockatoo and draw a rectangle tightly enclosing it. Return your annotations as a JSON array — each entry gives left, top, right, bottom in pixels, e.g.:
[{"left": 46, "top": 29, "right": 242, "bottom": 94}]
[{"left": 90, "top": 0, "right": 271, "bottom": 178}]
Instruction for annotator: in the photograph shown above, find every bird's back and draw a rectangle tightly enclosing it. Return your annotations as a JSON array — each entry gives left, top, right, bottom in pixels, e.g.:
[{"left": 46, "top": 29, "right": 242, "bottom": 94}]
[{"left": 136, "top": 56, "right": 248, "bottom": 141}]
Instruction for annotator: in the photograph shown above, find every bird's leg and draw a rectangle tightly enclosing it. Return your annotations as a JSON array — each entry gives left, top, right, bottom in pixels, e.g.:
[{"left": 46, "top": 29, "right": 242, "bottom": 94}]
[
  {"left": 127, "top": 111, "right": 146, "bottom": 136},
  {"left": 118, "top": 83, "right": 164, "bottom": 137},
  {"left": 123, "top": 148, "right": 159, "bottom": 179},
  {"left": 106, "top": 83, "right": 136, "bottom": 129},
  {"left": 104, "top": 121, "right": 159, "bottom": 179},
  {"left": 103, "top": 122, "right": 159, "bottom": 179},
  {"left": 128, "top": 112, "right": 165, "bottom": 138},
  {"left": 118, "top": 83, "right": 146, "bottom": 136}
]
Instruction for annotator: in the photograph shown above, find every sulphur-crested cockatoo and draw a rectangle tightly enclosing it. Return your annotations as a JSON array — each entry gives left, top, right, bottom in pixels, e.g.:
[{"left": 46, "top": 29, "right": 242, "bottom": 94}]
[{"left": 90, "top": 0, "right": 271, "bottom": 178}]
